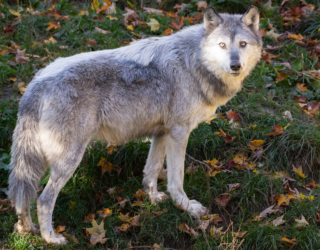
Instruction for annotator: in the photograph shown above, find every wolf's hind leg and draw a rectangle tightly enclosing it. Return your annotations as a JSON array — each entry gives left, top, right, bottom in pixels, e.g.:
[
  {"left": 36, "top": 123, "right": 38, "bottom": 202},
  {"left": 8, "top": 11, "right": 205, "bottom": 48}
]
[
  {"left": 142, "top": 135, "right": 169, "bottom": 203},
  {"left": 37, "top": 142, "right": 87, "bottom": 245},
  {"left": 14, "top": 205, "right": 40, "bottom": 236},
  {"left": 166, "top": 126, "right": 208, "bottom": 218}
]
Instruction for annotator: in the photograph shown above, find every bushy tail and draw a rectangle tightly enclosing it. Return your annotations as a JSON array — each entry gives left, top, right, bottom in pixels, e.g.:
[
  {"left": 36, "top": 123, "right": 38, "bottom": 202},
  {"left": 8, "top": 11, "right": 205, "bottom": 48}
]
[{"left": 9, "top": 114, "right": 45, "bottom": 210}]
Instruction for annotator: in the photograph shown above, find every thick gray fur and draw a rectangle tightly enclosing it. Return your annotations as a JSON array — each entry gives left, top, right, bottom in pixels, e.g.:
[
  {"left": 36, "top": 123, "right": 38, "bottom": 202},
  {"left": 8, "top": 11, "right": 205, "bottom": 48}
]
[{"left": 9, "top": 6, "right": 262, "bottom": 244}]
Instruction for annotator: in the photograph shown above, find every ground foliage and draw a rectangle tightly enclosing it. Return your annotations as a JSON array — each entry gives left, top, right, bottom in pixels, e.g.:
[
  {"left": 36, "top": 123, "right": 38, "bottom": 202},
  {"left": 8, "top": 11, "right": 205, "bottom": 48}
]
[{"left": 1, "top": 0, "right": 320, "bottom": 249}]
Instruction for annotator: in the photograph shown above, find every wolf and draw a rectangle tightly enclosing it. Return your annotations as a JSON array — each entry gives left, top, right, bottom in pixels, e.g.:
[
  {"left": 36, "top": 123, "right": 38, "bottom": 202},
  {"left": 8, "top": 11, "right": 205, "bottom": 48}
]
[{"left": 8, "top": 6, "right": 262, "bottom": 244}]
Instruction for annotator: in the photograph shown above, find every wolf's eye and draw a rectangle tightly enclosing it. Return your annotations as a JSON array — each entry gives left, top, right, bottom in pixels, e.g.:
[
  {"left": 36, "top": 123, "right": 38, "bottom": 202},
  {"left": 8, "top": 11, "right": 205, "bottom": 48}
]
[
  {"left": 240, "top": 41, "right": 247, "bottom": 47},
  {"left": 219, "top": 42, "right": 226, "bottom": 48}
]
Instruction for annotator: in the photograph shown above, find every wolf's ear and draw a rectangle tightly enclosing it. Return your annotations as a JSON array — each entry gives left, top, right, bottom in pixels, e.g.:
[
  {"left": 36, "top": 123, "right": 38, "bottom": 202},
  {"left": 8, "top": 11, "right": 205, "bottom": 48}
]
[
  {"left": 204, "top": 7, "right": 223, "bottom": 31},
  {"left": 242, "top": 6, "right": 260, "bottom": 32}
]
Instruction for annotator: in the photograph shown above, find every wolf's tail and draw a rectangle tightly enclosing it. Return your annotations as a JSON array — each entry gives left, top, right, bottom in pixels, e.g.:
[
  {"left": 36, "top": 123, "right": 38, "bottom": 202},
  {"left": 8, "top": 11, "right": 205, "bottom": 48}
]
[{"left": 9, "top": 113, "right": 45, "bottom": 210}]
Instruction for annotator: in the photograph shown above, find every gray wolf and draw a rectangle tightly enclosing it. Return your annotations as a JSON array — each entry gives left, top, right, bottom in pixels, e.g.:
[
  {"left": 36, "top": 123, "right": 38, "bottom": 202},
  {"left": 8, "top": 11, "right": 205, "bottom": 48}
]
[{"left": 9, "top": 6, "right": 262, "bottom": 244}]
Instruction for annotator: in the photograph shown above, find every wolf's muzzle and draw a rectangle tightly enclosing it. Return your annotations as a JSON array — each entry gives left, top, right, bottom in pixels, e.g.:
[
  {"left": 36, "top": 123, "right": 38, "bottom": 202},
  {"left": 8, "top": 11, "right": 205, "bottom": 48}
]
[{"left": 230, "top": 61, "right": 241, "bottom": 71}]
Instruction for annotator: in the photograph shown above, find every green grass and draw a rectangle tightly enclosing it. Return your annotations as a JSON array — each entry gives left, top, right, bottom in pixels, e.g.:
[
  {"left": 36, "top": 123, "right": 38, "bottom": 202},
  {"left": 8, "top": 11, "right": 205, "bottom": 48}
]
[{"left": 1, "top": 0, "right": 320, "bottom": 249}]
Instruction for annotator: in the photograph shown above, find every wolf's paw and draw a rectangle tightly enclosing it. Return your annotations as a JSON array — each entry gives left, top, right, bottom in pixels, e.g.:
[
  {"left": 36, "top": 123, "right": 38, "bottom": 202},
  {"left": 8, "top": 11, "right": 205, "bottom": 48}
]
[
  {"left": 14, "top": 222, "right": 40, "bottom": 236},
  {"left": 187, "top": 200, "right": 208, "bottom": 219},
  {"left": 43, "top": 234, "right": 68, "bottom": 245},
  {"left": 148, "top": 191, "right": 169, "bottom": 203}
]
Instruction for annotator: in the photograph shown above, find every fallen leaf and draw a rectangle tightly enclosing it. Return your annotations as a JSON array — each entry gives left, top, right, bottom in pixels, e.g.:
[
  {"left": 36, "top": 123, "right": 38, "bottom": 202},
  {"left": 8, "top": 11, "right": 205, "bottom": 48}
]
[
  {"left": 210, "top": 226, "right": 224, "bottom": 237},
  {"left": 69, "top": 200, "right": 76, "bottom": 210},
  {"left": 277, "top": 194, "right": 294, "bottom": 206},
  {"left": 95, "top": 27, "right": 110, "bottom": 34},
  {"left": 126, "top": 24, "right": 134, "bottom": 31},
  {"left": 265, "top": 29, "right": 281, "bottom": 40},
  {"left": 79, "top": 10, "right": 89, "bottom": 16},
  {"left": 170, "top": 18, "right": 184, "bottom": 30},
  {"left": 296, "top": 83, "right": 308, "bottom": 92},
  {"left": 177, "top": 223, "right": 199, "bottom": 237},
  {"left": 147, "top": 18, "right": 160, "bottom": 31},
  {"left": 44, "top": 37, "right": 57, "bottom": 44},
  {"left": 55, "top": 225, "right": 65, "bottom": 235},
  {"left": 228, "top": 183, "right": 240, "bottom": 192},
  {"left": 227, "top": 111, "right": 242, "bottom": 122},
  {"left": 233, "top": 153, "right": 248, "bottom": 165},
  {"left": 248, "top": 140, "right": 265, "bottom": 152},
  {"left": 97, "top": 157, "right": 113, "bottom": 174},
  {"left": 272, "top": 215, "right": 286, "bottom": 226},
  {"left": 59, "top": 45, "right": 69, "bottom": 49},
  {"left": 84, "top": 212, "right": 96, "bottom": 222},
  {"left": 119, "top": 223, "right": 130, "bottom": 232},
  {"left": 282, "top": 237, "right": 297, "bottom": 247},
  {"left": 275, "top": 71, "right": 290, "bottom": 83},
  {"left": 215, "top": 194, "right": 231, "bottom": 207},
  {"left": 98, "top": 208, "right": 112, "bottom": 219},
  {"left": 18, "top": 82, "right": 27, "bottom": 95},
  {"left": 107, "top": 186, "right": 116, "bottom": 195},
  {"left": 162, "top": 28, "right": 173, "bottom": 36},
  {"left": 9, "top": 9, "right": 20, "bottom": 17},
  {"left": 292, "top": 165, "right": 306, "bottom": 178},
  {"left": 295, "top": 214, "right": 309, "bottom": 227},
  {"left": 15, "top": 49, "right": 29, "bottom": 64},
  {"left": 47, "top": 21, "right": 60, "bottom": 30},
  {"left": 266, "top": 124, "right": 283, "bottom": 136},
  {"left": 224, "top": 131, "right": 236, "bottom": 144},
  {"left": 233, "top": 231, "right": 247, "bottom": 238},
  {"left": 142, "top": 7, "right": 163, "bottom": 15},
  {"left": 86, "top": 219, "right": 106, "bottom": 236},
  {"left": 288, "top": 33, "right": 304, "bottom": 41},
  {"left": 253, "top": 205, "right": 280, "bottom": 221},
  {"left": 106, "top": 15, "right": 118, "bottom": 20},
  {"left": 118, "top": 212, "right": 132, "bottom": 223},
  {"left": 89, "top": 232, "right": 108, "bottom": 245},
  {"left": 91, "top": 0, "right": 100, "bottom": 10}
]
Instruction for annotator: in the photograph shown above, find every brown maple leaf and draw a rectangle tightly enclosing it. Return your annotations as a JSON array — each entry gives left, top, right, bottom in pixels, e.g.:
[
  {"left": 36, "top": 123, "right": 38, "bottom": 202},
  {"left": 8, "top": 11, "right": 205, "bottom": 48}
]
[
  {"left": 15, "top": 49, "right": 30, "bottom": 64},
  {"left": 266, "top": 124, "right": 283, "bottom": 136}
]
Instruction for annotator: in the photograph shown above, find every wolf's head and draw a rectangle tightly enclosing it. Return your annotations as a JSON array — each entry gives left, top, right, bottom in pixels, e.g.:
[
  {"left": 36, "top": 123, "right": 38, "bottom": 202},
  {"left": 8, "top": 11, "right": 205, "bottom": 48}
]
[{"left": 201, "top": 6, "right": 262, "bottom": 82}]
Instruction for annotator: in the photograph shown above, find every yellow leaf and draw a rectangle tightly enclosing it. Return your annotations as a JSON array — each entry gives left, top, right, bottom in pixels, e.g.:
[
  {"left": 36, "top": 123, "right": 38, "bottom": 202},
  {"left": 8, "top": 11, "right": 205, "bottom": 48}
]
[
  {"left": 47, "top": 21, "right": 60, "bottom": 31},
  {"left": 9, "top": 9, "right": 21, "bottom": 17},
  {"left": 106, "top": 15, "right": 117, "bottom": 20},
  {"left": 91, "top": 0, "right": 100, "bottom": 10},
  {"left": 127, "top": 0, "right": 134, "bottom": 9},
  {"left": 283, "top": 123, "right": 290, "bottom": 130},
  {"left": 253, "top": 168, "right": 259, "bottom": 173},
  {"left": 209, "top": 170, "right": 221, "bottom": 176},
  {"left": 126, "top": 25, "right": 134, "bottom": 31},
  {"left": 86, "top": 219, "right": 106, "bottom": 236},
  {"left": 18, "top": 82, "right": 26, "bottom": 95},
  {"left": 79, "top": 10, "right": 89, "bottom": 16},
  {"left": 292, "top": 165, "right": 306, "bottom": 179},
  {"left": 204, "top": 158, "right": 218, "bottom": 165},
  {"left": 205, "top": 115, "right": 217, "bottom": 124},
  {"left": 247, "top": 161, "right": 256, "bottom": 170},
  {"left": 147, "top": 18, "right": 160, "bottom": 31},
  {"left": 69, "top": 200, "right": 76, "bottom": 210},
  {"left": 295, "top": 214, "right": 309, "bottom": 227},
  {"left": 44, "top": 37, "right": 57, "bottom": 44},
  {"left": 248, "top": 140, "right": 265, "bottom": 152},
  {"left": 98, "top": 208, "right": 112, "bottom": 218}
]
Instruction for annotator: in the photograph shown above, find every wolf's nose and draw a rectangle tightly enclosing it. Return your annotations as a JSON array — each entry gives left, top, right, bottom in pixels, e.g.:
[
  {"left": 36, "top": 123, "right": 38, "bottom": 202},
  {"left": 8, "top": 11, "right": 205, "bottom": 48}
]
[{"left": 230, "top": 61, "right": 241, "bottom": 71}]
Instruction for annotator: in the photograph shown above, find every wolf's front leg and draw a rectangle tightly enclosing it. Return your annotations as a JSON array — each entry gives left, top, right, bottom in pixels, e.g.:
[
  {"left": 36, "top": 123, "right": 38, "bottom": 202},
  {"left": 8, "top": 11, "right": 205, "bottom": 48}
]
[
  {"left": 142, "top": 135, "right": 169, "bottom": 203},
  {"left": 165, "top": 126, "right": 208, "bottom": 218}
]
